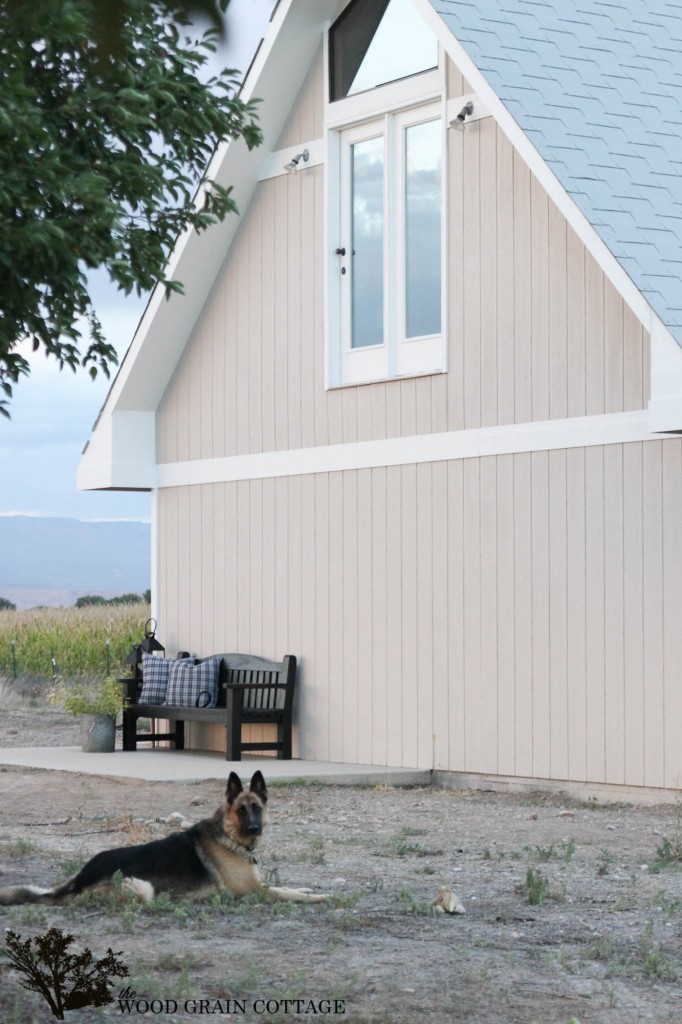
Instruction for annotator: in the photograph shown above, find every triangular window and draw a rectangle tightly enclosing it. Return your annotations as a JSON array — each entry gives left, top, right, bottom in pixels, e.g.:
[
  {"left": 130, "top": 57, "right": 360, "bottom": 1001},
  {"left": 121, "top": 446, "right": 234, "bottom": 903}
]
[{"left": 329, "top": 0, "right": 438, "bottom": 102}]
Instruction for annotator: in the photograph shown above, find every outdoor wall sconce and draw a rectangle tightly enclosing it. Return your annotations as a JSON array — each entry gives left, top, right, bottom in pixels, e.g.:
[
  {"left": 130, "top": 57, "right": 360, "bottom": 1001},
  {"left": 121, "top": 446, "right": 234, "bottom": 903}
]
[
  {"left": 284, "top": 149, "right": 310, "bottom": 172},
  {"left": 451, "top": 101, "right": 474, "bottom": 130}
]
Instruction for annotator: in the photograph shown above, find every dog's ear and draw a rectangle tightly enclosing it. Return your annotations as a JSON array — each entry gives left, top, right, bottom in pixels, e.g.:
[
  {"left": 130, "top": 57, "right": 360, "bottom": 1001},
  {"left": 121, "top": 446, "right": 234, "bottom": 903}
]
[
  {"left": 249, "top": 770, "right": 268, "bottom": 804},
  {"left": 226, "top": 772, "right": 243, "bottom": 805}
]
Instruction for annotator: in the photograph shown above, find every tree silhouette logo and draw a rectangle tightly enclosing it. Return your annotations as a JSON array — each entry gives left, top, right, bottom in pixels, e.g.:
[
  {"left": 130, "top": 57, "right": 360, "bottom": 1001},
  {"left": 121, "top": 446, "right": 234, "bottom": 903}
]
[{"left": 4, "top": 926, "right": 129, "bottom": 1019}]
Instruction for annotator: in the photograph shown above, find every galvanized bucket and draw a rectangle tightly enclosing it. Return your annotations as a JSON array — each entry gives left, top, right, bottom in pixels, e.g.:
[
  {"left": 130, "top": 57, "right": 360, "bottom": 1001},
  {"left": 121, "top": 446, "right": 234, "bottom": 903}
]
[{"left": 81, "top": 714, "right": 116, "bottom": 753}]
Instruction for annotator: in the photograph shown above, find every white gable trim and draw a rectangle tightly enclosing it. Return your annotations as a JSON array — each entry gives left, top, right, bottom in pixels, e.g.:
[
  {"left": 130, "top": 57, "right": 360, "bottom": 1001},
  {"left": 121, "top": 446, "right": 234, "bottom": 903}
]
[{"left": 156, "top": 410, "right": 660, "bottom": 489}]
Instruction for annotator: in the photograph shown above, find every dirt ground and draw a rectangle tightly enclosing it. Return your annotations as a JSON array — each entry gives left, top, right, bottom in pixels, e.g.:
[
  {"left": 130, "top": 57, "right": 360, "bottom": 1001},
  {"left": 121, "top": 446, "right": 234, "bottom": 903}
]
[{"left": 0, "top": 708, "right": 680, "bottom": 1024}]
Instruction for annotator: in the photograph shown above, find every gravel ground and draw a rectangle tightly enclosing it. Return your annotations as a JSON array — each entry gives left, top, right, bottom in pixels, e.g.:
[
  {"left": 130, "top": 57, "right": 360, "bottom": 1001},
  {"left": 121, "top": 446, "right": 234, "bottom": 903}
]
[{"left": 0, "top": 707, "right": 680, "bottom": 1024}]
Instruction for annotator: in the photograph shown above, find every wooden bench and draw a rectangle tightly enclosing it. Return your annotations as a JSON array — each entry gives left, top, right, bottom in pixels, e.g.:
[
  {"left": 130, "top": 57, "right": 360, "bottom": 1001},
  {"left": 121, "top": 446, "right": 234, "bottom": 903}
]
[{"left": 121, "top": 653, "right": 296, "bottom": 761}]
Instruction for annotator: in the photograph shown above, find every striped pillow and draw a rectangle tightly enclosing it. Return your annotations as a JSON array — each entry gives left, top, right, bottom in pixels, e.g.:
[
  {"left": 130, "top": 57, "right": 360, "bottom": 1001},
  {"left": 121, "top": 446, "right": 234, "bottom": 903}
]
[
  {"left": 165, "top": 657, "right": 221, "bottom": 709},
  {"left": 138, "top": 654, "right": 195, "bottom": 705}
]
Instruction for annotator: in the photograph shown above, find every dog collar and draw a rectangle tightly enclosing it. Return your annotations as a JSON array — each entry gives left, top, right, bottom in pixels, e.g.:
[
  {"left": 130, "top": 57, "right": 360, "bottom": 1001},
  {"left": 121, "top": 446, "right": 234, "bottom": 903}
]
[{"left": 223, "top": 836, "right": 258, "bottom": 864}]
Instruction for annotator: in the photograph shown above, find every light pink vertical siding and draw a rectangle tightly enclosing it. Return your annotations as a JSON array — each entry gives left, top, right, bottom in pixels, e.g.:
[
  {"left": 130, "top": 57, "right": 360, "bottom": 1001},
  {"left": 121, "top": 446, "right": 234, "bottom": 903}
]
[
  {"left": 157, "top": 440, "right": 682, "bottom": 789},
  {"left": 153, "top": 51, "right": 680, "bottom": 794}
]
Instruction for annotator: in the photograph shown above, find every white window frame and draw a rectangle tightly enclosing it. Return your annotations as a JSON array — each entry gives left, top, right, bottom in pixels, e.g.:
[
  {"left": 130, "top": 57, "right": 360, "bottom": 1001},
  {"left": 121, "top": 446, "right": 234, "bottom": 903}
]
[{"left": 325, "top": 52, "right": 448, "bottom": 388}]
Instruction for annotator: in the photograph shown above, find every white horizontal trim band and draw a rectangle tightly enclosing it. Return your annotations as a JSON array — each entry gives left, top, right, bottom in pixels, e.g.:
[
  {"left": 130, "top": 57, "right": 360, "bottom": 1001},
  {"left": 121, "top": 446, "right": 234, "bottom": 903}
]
[{"left": 156, "top": 411, "right": 661, "bottom": 488}]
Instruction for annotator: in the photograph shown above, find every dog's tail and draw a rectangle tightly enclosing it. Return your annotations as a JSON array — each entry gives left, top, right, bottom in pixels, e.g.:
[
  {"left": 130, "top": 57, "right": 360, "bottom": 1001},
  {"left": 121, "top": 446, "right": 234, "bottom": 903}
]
[{"left": 0, "top": 876, "right": 80, "bottom": 906}]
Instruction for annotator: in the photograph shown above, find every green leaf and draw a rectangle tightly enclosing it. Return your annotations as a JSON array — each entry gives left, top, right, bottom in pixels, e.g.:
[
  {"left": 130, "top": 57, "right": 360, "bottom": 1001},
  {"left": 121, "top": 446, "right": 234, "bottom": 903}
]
[{"left": 0, "top": 0, "right": 259, "bottom": 412}]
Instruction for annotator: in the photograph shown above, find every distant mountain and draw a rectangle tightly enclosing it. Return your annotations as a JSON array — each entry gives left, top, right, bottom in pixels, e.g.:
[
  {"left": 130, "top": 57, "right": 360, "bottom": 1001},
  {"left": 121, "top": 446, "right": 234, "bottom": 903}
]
[{"left": 0, "top": 516, "right": 151, "bottom": 608}]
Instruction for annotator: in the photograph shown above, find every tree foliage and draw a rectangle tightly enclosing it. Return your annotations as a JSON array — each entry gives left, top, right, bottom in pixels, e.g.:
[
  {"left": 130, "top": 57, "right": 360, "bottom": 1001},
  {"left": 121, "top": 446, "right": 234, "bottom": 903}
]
[
  {"left": 75, "top": 592, "right": 148, "bottom": 606},
  {"left": 0, "top": 596, "right": 17, "bottom": 610},
  {"left": 4, "top": 927, "right": 129, "bottom": 1019},
  {"left": 0, "top": 0, "right": 262, "bottom": 416}
]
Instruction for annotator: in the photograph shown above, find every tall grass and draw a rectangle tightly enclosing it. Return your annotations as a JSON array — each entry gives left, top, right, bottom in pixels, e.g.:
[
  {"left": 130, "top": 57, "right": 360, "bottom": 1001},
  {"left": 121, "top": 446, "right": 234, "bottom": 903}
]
[{"left": 0, "top": 604, "right": 150, "bottom": 679}]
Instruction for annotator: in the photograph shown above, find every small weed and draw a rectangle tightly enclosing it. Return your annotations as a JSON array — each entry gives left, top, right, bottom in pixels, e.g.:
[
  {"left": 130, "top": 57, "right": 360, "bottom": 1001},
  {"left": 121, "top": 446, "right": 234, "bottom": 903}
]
[
  {"left": 326, "top": 890, "right": 362, "bottom": 911},
  {"left": 525, "top": 843, "right": 558, "bottom": 862},
  {"left": 562, "top": 838, "right": 576, "bottom": 863},
  {"left": 1, "top": 838, "right": 37, "bottom": 858},
  {"left": 524, "top": 839, "right": 575, "bottom": 864},
  {"left": 6, "top": 904, "right": 49, "bottom": 927},
  {"left": 521, "top": 867, "right": 550, "bottom": 905},
  {"left": 121, "top": 814, "right": 157, "bottom": 845},
  {"left": 304, "top": 835, "right": 326, "bottom": 865},
  {"left": 597, "top": 848, "right": 614, "bottom": 877},
  {"left": 639, "top": 920, "right": 678, "bottom": 982},
  {"left": 587, "top": 936, "right": 617, "bottom": 963},
  {"left": 396, "top": 886, "right": 438, "bottom": 916},
  {"left": 653, "top": 836, "right": 682, "bottom": 871},
  {"left": 652, "top": 887, "right": 680, "bottom": 914},
  {"left": 378, "top": 835, "right": 443, "bottom": 858},
  {"left": 267, "top": 777, "right": 313, "bottom": 789},
  {"left": 652, "top": 795, "right": 682, "bottom": 870}
]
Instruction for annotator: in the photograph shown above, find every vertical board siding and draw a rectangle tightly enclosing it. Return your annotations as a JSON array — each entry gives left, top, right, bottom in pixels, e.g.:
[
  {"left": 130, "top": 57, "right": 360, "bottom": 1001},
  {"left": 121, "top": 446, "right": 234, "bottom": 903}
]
[
  {"left": 156, "top": 104, "right": 651, "bottom": 465},
  {"left": 151, "top": 48, "right": 674, "bottom": 795},
  {"left": 156, "top": 437, "right": 682, "bottom": 789}
]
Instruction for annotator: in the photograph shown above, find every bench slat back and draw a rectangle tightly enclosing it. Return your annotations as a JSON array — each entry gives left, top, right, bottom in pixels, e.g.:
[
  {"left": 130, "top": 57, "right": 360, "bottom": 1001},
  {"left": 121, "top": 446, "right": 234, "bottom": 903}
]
[{"left": 194, "top": 653, "right": 295, "bottom": 713}]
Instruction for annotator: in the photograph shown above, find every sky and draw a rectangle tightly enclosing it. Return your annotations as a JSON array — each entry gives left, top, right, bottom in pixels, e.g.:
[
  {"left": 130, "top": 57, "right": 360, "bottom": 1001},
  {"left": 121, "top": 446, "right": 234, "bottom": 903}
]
[{"left": 0, "top": 0, "right": 276, "bottom": 525}]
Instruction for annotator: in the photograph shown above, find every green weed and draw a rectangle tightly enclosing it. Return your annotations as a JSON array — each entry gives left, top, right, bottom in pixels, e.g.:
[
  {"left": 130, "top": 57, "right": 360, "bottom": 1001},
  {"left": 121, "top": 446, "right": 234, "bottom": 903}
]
[
  {"left": 1, "top": 839, "right": 37, "bottom": 857},
  {"left": 597, "top": 848, "right": 614, "bottom": 877},
  {"left": 639, "top": 922, "right": 678, "bottom": 982},
  {"left": 652, "top": 803, "right": 682, "bottom": 870},
  {"left": 522, "top": 867, "right": 550, "bottom": 905},
  {"left": 396, "top": 886, "right": 438, "bottom": 916},
  {"left": 379, "top": 834, "right": 443, "bottom": 858}
]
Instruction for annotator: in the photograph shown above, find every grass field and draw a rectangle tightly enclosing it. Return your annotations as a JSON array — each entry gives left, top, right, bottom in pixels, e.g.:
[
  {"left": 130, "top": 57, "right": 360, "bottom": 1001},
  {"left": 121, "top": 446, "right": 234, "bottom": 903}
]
[{"left": 0, "top": 603, "right": 150, "bottom": 680}]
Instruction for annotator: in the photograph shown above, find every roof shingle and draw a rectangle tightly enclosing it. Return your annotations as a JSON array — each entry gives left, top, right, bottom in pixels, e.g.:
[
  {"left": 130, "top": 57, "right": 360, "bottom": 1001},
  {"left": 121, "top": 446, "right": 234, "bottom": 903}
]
[{"left": 430, "top": 0, "right": 682, "bottom": 343}]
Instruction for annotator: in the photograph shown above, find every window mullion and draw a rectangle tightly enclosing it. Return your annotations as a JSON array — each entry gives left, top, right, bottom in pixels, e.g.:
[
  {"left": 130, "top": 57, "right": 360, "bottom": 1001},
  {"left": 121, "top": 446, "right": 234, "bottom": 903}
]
[{"left": 385, "top": 114, "right": 398, "bottom": 379}]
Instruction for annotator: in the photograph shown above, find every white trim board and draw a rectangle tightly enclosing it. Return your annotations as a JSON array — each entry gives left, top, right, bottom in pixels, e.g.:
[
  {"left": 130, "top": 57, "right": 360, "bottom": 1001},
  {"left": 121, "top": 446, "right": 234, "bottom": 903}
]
[
  {"left": 257, "top": 138, "right": 325, "bottom": 181},
  {"left": 156, "top": 410, "right": 661, "bottom": 488}
]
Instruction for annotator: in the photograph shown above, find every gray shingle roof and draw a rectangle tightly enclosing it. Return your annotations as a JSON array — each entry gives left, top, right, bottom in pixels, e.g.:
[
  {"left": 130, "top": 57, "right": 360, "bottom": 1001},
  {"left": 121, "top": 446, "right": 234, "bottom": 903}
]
[{"left": 429, "top": 0, "right": 682, "bottom": 344}]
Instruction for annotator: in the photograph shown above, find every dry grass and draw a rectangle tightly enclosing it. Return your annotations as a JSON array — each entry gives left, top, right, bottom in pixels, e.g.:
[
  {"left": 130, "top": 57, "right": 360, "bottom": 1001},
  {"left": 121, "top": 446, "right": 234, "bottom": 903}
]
[{"left": 0, "top": 675, "right": 31, "bottom": 710}]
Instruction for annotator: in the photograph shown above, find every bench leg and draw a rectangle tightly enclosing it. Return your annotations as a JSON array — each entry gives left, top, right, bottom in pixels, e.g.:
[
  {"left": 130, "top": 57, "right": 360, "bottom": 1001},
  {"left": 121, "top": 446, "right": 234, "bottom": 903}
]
[
  {"left": 277, "top": 722, "right": 292, "bottom": 760},
  {"left": 172, "top": 719, "right": 185, "bottom": 751},
  {"left": 225, "top": 715, "right": 241, "bottom": 761},
  {"left": 122, "top": 711, "right": 137, "bottom": 752}
]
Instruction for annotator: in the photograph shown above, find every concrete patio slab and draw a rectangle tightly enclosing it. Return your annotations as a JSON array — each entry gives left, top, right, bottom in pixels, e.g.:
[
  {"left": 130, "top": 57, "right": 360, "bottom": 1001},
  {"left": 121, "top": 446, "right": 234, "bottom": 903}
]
[{"left": 0, "top": 745, "right": 430, "bottom": 787}]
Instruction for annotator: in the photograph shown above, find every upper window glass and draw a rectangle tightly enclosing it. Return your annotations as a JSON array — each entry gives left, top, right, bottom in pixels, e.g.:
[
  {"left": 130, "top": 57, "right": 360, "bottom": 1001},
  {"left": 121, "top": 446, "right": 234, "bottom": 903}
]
[{"left": 329, "top": 0, "right": 438, "bottom": 102}]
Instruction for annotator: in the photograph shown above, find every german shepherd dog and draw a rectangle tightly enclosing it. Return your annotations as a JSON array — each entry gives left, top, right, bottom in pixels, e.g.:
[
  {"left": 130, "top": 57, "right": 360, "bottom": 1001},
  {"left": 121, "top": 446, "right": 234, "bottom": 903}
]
[{"left": 0, "top": 772, "right": 327, "bottom": 906}]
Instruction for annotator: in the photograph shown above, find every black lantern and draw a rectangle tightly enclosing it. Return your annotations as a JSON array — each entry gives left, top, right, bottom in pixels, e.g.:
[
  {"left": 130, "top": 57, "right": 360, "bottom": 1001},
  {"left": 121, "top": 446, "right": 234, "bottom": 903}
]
[{"left": 125, "top": 618, "right": 165, "bottom": 679}]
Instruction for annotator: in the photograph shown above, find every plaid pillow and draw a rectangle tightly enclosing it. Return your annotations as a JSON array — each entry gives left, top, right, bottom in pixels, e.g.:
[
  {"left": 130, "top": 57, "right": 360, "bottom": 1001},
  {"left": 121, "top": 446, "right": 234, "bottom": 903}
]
[
  {"left": 138, "top": 654, "right": 195, "bottom": 705},
  {"left": 165, "top": 657, "right": 221, "bottom": 709}
]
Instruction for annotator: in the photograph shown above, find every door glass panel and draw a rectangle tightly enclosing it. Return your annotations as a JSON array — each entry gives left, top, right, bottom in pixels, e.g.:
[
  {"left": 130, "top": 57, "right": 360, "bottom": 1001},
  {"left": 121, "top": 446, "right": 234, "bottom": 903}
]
[
  {"left": 405, "top": 119, "right": 441, "bottom": 338},
  {"left": 351, "top": 136, "right": 384, "bottom": 349}
]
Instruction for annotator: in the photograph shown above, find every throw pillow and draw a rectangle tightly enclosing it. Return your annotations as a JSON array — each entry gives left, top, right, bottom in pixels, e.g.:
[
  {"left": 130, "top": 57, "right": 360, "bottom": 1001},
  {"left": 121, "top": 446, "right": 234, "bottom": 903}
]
[
  {"left": 165, "top": 657, "right": 221, "bottom": 708},
  {"left": 138, "top": 653, "right": 195, "bottom": 705}
]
